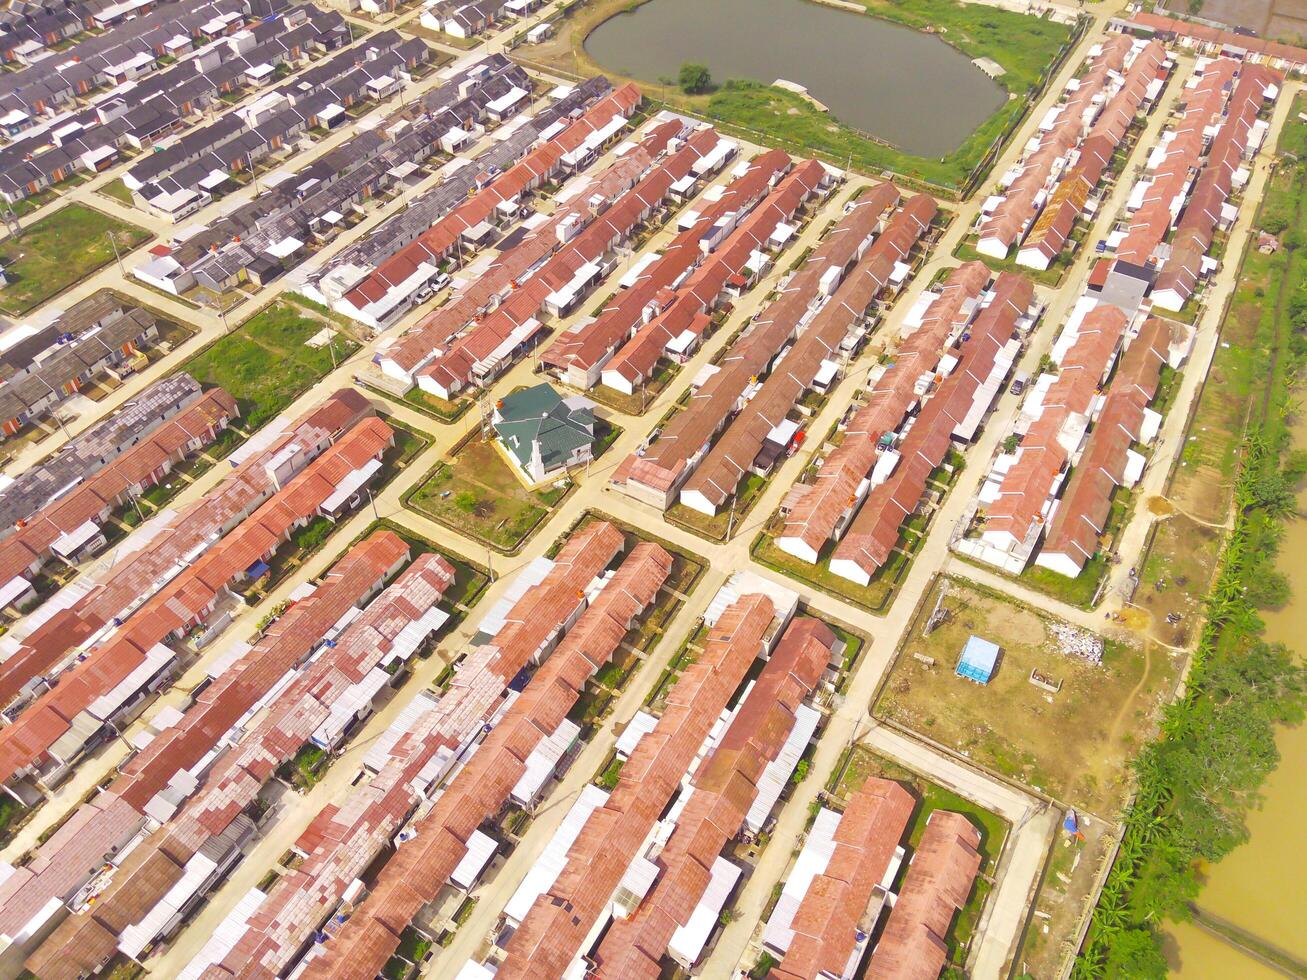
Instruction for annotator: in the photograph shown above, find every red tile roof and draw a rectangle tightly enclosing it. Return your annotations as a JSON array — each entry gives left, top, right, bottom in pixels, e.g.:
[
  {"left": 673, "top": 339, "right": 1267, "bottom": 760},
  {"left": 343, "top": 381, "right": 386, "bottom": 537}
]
[
  {"left": 770, "top": 776, "right": 914, "bottom": 980},
  {"left": 779, "top": 262, "right": 991, "bottom": 558},
  {"left": 864, "top": 810, "right": 982, "bottom": 980},
  {"left": 681, "top": 189, "right": 932, "bottom": 512},
  {"left": 497, "top": 593, "right": 776, "bottom": 979},
  {"left": 595, "top": 617, "right": 835, "bottom": 977},
  {"left": 299, "top": 542, "right": 673, "bottom": 980}
]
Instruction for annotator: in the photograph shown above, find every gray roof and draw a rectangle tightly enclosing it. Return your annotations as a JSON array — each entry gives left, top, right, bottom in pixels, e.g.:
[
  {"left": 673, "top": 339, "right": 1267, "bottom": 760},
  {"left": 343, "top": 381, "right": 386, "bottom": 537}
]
[{"left": 494, "top": 383, "right": 593, "bottom": 473}]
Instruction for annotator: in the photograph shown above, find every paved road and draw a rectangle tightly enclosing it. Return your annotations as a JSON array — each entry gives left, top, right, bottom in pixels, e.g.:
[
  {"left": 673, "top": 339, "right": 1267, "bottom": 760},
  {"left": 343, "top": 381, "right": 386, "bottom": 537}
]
[{"left": 0, "top": 2, "right": 1287, "bottom": 977}]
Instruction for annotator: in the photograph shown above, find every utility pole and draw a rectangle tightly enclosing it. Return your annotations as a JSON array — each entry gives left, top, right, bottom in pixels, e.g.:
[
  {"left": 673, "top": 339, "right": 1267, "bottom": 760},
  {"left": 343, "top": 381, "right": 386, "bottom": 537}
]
[
  {"left": 368, "top": 487, "right": 379, "bottom": 520},
  {"left": 107, "top": 231, "right": 124, "bottom": 275},
  {"left": 727, "top": 494, "right": 737, "bottom": 540}
]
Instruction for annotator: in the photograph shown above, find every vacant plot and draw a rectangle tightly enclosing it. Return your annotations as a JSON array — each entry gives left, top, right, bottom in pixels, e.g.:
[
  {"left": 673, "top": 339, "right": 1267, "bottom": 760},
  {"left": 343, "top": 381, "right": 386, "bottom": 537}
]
[
  {"left": 407, "top": 436, "right": 570, "bottom": 552},
  {"left": 181, "top": 303, "right": 359, "bottom": 431},
  {"left": 0, "top": 205, "right": 150, "bottom": 314},
  {"left": 829, "top": 744, "right": 1008, "bottom": 969},
  {"left": 876, "top": 578, "right": 1175, "bottom": 815}
]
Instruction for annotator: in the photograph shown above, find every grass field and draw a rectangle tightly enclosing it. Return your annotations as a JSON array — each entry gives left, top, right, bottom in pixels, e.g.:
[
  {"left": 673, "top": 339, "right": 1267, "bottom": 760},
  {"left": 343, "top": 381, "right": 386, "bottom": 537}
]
[
  {"left": 407, "top": 437, "right": 569, "bottom": 552},
  {"left": 181, "top": 303, "right": 359, "bottom": 431},
  {"left": 523, "top": 0, "right": 1074, "bottom": 190},
  {"left": 98, "top": 178, "right": 135, "bottom": 207},
  {"left": 0, "top": 205, "right": 150, "bottom": 314},
  {"left": 830, "top": 744, "right": 1008, "bottom": 968},
  {"left": 876, "top": 577, "right": 1174, "bottom": 814}
]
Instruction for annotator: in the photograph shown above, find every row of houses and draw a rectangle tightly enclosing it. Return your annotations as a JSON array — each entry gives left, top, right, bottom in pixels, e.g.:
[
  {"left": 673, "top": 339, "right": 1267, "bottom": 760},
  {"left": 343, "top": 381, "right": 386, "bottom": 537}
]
[
  {"left": 0, "top": 529, "right": 425, "bottom": 974},
  {"left": 277, "top": 529, "right": 670, "bottom": 979},
  {"left": 0, "top": 3, "right": 350, "bottom": 204},
  {"left": 586, "top": 616, "right": 837, "bottom": 977},
  {"left": 609, "top": 173, "right": 915, "bottom": 514},
  {"left": 401, "top": 119, "right": 735, "bottom": 401},
  {"left": 1109, "top": 56, "right": 1277, "bottom": 312},
  {"left": 778, "top": 261, "right": 992, "bottom": 565},
  {"left": 124, "top": 28, "right": 425, "bottom": 220},
  {"left": 0, "top": 384, "right": 237, "bottom": 613},
  {"left": 541, "top": 145, "right": 800, "bottom": 392},
  {"left": 333, "top": 80, "right": 638, "bottom": 334},
  {"left": 680, "top": 189, "right": 937, "bottom": 519},
  {"left": 0, "top": 388, "right": 371, "bottom": 736},
  {"left": 0, "top": 410, "right": 395, "bottom": 797},
  {"left": 419, "top": 0, "right": 541, "bottom": 40},
  {"left": 303, "top": 73, "right": 618, "bottom": 329},
  {"left": 819, "top": 270, "right": 1037, "bottom": 587},
  {"left": 763, "top": 777, "right": 982, "bottom": 980},
  {"left": 475, "top": 591, "right": 787, "bottom": 978},
  {"left": 0, "top": 293, "right": 162, "bottom": 440},
  {"left": 136, "top": 55, "right": 534, "bottom": 296},
  {"left": 976, "top": 35, "right": 1166, "bottom": 269},
  {"left": 958, "top": 298, "right": 1187, "bottom": 575},
  {"left": 1118, "top": 10, "right": 1307, "bottom": 76},
  {"left": 1016, "top": 39, "right": 1170, "bottom": 271},
  {"left": 953, "top": 52, "right": 1279, "bottom": 578},
  {"left": 0, "top": 371, "right": 205, "bottom": 534},
  {"left": 0, "top": 0, "right": 264, "bottom": 122},
  {"left": 20, "top": 535, "right": 459, "bottom": 978}
]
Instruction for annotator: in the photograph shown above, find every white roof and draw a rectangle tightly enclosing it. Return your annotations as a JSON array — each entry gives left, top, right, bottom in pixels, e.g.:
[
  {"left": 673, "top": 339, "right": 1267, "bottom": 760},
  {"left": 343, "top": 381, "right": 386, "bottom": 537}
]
[
  {"left": 615, "top": 710, "right": 658, "bottom": 759},
  {"left": 0, "top": 575, "right": 32, "bottom": 608},
  {"left": 504, "top": 784, "right": 609, "bottom": 925},
  {"left": 266, "top": 236, "right": 303, "bottom": 259},
  {"left": 321, "top": 457, "right": 383, "bottom": 513},
  {"left": 450, "top": 829, "right": 498, "bottom": 890},
  {"left": 762, "top": 806, "right": 842, "bottom": 954},
  {"left": 177, "top": 887, "right": 267, "bottom": 980},
  {"left": 510, "top": 718, "right": 580, "bottom": 806},
  {"left": 668, "top": 857, "right": 743, "bottom": 966},
  {"left": 50, "top": 519, "right": 101, "bottom": 559},
  {"left": 745, "top": 703, "right": 821, "bottom": 834}
]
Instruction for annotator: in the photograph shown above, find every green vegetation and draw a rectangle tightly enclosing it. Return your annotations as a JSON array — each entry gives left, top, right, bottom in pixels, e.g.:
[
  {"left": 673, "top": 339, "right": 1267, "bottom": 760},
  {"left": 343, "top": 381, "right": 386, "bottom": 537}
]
[
  {"left": 0, "top": 204, "right": 150, "bottom": 314},
  {"left": 181, "top": 303, "right": 358, "bottom": 431},
  {"left": 678, "top": 61, "right": 711, "bottom": 94},
  {"left": 695, "top": 0, "right": 1074, "bottom": 190},
  {"left": 530, "top": 0, "right": 1073, "bottom": 191},
  {"left": 596, "top": 755, "right": 624, "bottom": 789},
  {"left": 98, "top": 178, "right": 135, "bottom": 207},
  {"left": 406, "top": 437, "right": 570, "bottom": 552},
  {"left": 1074, "top": 96, "right": 1307, "bottom": 979}
]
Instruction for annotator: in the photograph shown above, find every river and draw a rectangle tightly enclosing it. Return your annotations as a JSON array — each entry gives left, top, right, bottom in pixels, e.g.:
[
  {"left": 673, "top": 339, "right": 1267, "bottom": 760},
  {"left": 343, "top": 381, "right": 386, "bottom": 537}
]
[
  {"left": 1166, "top": 417, "right": 1307, "bottom": 977},
  {"left": 582, "top": 0, "right": 1007, "bottom": 157}
]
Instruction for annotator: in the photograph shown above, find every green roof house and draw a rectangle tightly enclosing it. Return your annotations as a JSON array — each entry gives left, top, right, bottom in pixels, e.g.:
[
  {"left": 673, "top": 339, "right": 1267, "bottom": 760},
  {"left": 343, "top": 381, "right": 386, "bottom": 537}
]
[{"left": 493, "top": 382, "right": 595, "bottom": 483}]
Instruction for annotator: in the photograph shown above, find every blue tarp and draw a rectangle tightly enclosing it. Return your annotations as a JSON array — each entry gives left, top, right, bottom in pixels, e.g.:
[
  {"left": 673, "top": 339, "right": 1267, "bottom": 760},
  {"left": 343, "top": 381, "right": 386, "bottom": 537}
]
[
  {"left": 956, "top": 634, "right": 1000, "bottom": 684},
  {"left": 246, "top": 559, "right": 271, "bottom": 579}
]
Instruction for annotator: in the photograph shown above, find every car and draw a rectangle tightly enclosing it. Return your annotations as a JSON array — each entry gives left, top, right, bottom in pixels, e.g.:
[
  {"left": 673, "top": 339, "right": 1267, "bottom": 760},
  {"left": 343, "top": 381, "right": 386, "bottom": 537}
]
[{"left": 1011, "top": 372, "right": 1030, "bottom": 396}]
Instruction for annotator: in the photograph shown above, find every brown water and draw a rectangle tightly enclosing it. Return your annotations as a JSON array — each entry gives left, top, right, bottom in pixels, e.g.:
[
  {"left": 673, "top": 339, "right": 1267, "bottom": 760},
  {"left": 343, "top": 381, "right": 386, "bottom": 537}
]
[
  {"left": 583, "top": 0, "right": 1007, "bottom": 157},
  {"left": 1166, "top": 417, "right": 1307, "bottom": 976}
]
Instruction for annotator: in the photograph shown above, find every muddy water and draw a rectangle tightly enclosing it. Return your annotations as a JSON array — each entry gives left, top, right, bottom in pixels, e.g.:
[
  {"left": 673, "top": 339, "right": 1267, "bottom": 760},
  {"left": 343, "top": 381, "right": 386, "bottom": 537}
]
[
  {"left": 583, "top": 0, "right": 1006, "bottom": 157},
  {"left": 1165, "top": 417, "right": 1307, "bottom": 976}
]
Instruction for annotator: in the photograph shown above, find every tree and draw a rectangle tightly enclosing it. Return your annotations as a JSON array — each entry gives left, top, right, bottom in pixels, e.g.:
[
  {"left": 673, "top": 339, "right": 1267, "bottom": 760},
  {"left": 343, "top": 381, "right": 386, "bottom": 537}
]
[
  {"left": 678, "top": 62, "right": 712, "bottom": 95},
  {"left": 1102, "top": 927, "right": 1169, "bottom": 979}
]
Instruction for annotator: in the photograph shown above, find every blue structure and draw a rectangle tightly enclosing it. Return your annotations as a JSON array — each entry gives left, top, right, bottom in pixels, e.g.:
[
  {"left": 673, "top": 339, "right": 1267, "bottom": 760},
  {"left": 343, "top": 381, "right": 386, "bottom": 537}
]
[{"left": 956, "top": 635, "right": 1000, "bottom": 684}]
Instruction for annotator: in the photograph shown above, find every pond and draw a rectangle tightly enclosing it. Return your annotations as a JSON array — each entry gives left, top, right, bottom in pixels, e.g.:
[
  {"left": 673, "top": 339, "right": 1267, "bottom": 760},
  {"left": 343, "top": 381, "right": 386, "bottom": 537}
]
[{"left": 584, "top": 0, "right": 1008, "bottom": 158}]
